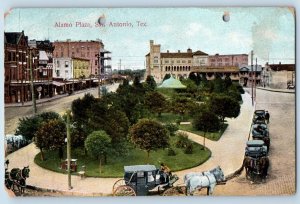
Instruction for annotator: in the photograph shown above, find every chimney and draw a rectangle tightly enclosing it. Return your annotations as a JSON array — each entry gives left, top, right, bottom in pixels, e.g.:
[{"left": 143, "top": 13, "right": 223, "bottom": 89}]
[
  {"left": 187, "top": 48, "right": 192, "bottom": 53},
  {"left": 178, "top": 50, "right": 180, "bottom": 53},
  {"left": 150, "top": 40, "right": 154, "bottom": 45},
  {"left": 279, "top": 61, "right": 281, "bottom": 65},
  {"left": 167, "top": 50, "right": 169, "bottom": 53}
]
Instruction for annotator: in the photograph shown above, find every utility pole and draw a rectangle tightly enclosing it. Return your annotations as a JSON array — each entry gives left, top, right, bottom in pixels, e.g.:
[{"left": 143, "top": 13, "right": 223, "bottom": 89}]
[
  {"left": 95, "top": 53, "right": 101, "bottom": 98},
  {"left": 66, "top": 109, "right": 72, "bottom": 190},
  {"left": 251, "top": 50, "right": 254, "bottom": 106},
  {"left": 29, "top": 48, "right": 37, "bottom": 114},
  {"left": 255, "top": 58, "right": 257, "bottom": 103}
]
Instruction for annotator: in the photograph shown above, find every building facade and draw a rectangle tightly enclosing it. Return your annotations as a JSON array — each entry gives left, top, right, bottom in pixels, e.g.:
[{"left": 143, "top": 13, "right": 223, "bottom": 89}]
[
  {"left": 4, "top": 31, "right": 53, "bottom": 103},
  {"left": 53, "top": 40, "right": 104, "bottom": 76},
  {"left": 261, "top": 63, "right": 295, "bottom": 89},
  {"left": 145, "top": 40, "right": 248, "bottom": 83}
]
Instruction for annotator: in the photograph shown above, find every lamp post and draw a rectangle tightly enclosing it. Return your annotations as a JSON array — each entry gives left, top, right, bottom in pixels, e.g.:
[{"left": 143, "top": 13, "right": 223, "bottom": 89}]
[{"left": 66, "top": 109, "right": 72, "bottom": 190}]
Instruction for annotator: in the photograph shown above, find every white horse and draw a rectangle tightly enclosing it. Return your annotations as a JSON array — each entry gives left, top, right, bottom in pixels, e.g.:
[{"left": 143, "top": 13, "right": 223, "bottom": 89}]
[{"left": 184, "top": 166, "right": 226, "bottom": 195}]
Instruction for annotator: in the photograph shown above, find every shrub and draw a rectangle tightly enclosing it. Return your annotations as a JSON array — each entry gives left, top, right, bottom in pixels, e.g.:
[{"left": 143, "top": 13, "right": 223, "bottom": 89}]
[
  {"left": 167, "top": 148, "right": 176, "bottom": 156},
  {"left": 184, "top": 143, "right": 193, "bottom": 154},
  {"left": 176, "top": 132, "right": 189, "bottom": 148},
  {"left": 164, "top": 123, "right": 179, "bottom": 136}
]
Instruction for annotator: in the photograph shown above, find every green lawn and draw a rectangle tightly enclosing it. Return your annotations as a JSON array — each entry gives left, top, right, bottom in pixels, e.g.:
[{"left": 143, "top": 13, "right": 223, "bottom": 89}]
[
  {"left": 34, "top": 135, "right": 211, "bottom": 178},
  {"left": 151, "top": 113, "right": 191, "bottom": 124},
  {"left": 179, "top": 123, "right": 228, "bottom": 141}
]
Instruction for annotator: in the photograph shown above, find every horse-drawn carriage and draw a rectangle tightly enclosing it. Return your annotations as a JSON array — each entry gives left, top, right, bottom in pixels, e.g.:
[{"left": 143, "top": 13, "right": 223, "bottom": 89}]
[
  {"left": 252, "top": 110, "right": 267, "bottom": 124},
  {"left": 112, "top": 165, "right": 179, "bottom": 196},
  {"left": 243, "top": 140, "right": 269, "bottom": 182},
  {"left": 4, "top": 159, "right": 30, "bottom": 195},
  {"left": 112, "top": 165, "right": 226, "bottom": 196},
  {"left": 251, "top": 123, "right": 270, "bottom": 151}
]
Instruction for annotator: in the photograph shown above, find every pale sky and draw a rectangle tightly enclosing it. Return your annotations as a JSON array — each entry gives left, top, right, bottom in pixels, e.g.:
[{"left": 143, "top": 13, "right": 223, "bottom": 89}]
[{"left": 4, "top": 7, "right": 295, "bottom": 69}]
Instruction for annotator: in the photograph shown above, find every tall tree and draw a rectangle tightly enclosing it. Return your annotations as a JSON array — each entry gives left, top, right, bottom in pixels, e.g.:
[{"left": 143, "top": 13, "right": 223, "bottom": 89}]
[
  {"left": 145, "top": 75, "right": 157, "bottom": 91},
  {"left": 130, "top": 119, "right": 169, "bottom": 162},
  {"left": 85, "top": 131, "right": 111, "bottom": 174},
  {"left": 171, "top": 96, "right": 193, "bottom": 120},
  {"left": 193, "top": 109, "right": 220, "bottom": 148},
  {"left": 35, "top": 119, "right": 66, "bottom": 160},
  {"left": 144, "top": 91, "right": 167, "bottom": 117},
  {"left": 209, "top": 94, "right": 241, "bottom": 124}
]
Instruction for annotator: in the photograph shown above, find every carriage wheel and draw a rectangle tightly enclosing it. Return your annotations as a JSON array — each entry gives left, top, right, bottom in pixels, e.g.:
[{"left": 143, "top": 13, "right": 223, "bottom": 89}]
[
  {"left": 162, "top": 186, "right": 186, "bottom": 196},
  {"left": 112, "top": 179, "right": 126, "bottom": 193},
  {"left": 113, "top": 185, "right": 136, "bottom": 196}
]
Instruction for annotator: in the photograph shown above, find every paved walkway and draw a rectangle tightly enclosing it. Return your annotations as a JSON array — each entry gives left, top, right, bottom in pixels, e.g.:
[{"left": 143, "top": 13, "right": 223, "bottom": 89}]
[{"left": 6, "top": 93, "right": 254, "bottom": 196}]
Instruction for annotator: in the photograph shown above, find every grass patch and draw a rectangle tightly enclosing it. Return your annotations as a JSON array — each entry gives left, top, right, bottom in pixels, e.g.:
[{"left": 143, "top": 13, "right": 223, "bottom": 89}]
[
  {"left": 34, "top": 135, "right": 211, "bottom": 178},
  {"left": 179, "top": 123, "right": 229, "bottom": 141},
  {"left": 151, "top": 113, "right": 191, "bottom": 124}
]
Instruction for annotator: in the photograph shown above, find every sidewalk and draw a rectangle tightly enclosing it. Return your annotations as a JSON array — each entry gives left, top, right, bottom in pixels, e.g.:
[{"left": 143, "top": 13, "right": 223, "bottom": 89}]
[
  {"left": 5, "top": 93, "right": 254, "bottom": 196},
  {"left": 257, "top": 87, "right": 295, "bottom": 94},
  {"left": 5, "top": 87, "right": 98, "bottom": 108}
]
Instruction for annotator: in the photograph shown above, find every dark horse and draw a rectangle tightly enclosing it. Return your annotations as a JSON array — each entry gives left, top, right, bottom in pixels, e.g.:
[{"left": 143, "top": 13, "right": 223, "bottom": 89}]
[
  {"left": 243, "top": 156, "right": 269, "bottom": 182},
  {"left": 5, "top": 163, "right": 30, "bottom": 194}
]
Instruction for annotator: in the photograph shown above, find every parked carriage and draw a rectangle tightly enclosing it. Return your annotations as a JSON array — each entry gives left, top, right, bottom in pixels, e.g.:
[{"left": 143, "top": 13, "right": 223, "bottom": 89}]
[
  {"left": 252, "top": 110, "right": 267, "bottom": 124},
  {"left": 251, "top": 123, "right": 270, "bottom": 151},
  {"left": 243, "top": 140, "right": 269, "bottom": 182},
  {"left": 112, "top": 165, "right": 179, "bottom": 196},
  {"left": 5, "top": 134, "right": 30, "bottom": 154},
  {"left": 112, "top": 165, "right": 226, "bottom": 196}
]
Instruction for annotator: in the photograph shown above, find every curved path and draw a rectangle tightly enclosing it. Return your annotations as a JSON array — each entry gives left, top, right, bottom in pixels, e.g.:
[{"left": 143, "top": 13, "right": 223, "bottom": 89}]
[{"left": 6, "top": 93, "right": 254, "bottom": 196}]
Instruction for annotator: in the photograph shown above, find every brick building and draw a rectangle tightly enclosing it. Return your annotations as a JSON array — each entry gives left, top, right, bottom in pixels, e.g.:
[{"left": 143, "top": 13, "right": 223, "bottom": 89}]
[
  {"left": 53, "top": 40, "right": 104, "bottom": 76},
  {"left": 4, "top": 31, "right": 53, "bottom": 103}
]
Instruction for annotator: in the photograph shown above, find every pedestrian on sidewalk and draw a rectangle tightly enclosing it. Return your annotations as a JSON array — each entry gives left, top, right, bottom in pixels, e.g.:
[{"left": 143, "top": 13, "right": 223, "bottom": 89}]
[{"left": 265, "top": 111, "right": 270, "bottom": 124}]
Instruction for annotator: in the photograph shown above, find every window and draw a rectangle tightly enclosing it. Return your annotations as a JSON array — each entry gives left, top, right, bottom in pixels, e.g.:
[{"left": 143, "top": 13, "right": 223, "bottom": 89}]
[
  {"left": 57, "top": 60, "right": 60, "bottom": 67},
  {"left": 177, "top": 60, "right": 180, "bottom": 63},
  {"left": 76, "top": 48, "right": 80, "bottom": 53},
  {"left": 65, "top": 61, "right": 69, "bottom": 67},
  {"left": 95, "top": 60, "right": 98, "bottom": 65},
  {"left": 72, "top": 52, "right": 75, "bottom": 57},
  {"left": 165, "top": 60, "right": 169, "bottom": 64},
  {"left": 182, "top": 60, "right": 186, "bottom": 63},
  {"left": 60, "top": 52, "right": 63, "bottom": 57},
  {"left": 56, "top": 70, "right": 60, "bottom": 77},
  {"left": 188, "top": 60, "right": 191, "bottom": 63},
  {"left": 154, "top": 60, "right": 158, "bottom": 63},
  {"left": 43, "top": 70, "right": 47, "bottom": 76},
  {"left": 211, "top": 59, "right": 215, "bottom": 62}
]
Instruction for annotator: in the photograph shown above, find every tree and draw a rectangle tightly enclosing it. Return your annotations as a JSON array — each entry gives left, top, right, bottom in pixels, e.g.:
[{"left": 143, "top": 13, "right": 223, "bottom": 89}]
[
  {"left": 163, "top": 73, "right": 171, "bottom": 81},
  {"left": 209, "top": 94, "right": 241, "bottom": 124},
  {"left": 193, "top": 109, "right": 220, "bottom": 148},
  {"left": 15, "top": 111, "right": 61, "bottom": 141},
  {"left": 85, "top": 131, "right": 111, "bottom": 174},
  {"left": 171, "top": 96, "right": 193, "bottom": 120},
  {"left": 188, "top": 72, "right": 201, "bottom": 85},
  {"left": 144, "top": 91, "right": 167, "bottom": 117},
  {"left": 145, "top": 75, "right": 157, "bottom": 91},
  {"left": 224, "top": 75, "right": 233, "bottom": 89},
  {"left": 15, "top": 116, "right": 42, "bottom": 141},
  {"left": 181, "top": 79, "right": 198, "bottom": 95},
  {"left": 130, "top": 119, "right": 169, "bottom": 162},
  {"left": 71, "top": 93, "right": 97, "bottom": 124},
  {"left": 34, "top": 119, "right": 66, "bottom": 160}
]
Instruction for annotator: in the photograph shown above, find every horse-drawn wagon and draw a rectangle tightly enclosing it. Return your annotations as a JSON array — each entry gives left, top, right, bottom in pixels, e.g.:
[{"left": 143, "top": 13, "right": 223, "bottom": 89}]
[{"left": 112, "top": 165, "right": 226, "bottom": 196}]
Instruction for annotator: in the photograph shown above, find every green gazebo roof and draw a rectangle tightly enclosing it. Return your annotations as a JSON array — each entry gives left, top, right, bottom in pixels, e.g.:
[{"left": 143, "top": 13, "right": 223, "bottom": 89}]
[{"left": 158, "top": 76, "right": 186, "bottom": 89}]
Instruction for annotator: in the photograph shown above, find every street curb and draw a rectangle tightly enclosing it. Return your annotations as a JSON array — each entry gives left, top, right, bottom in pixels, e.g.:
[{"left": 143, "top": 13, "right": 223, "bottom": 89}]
[
  {"left": 257, "top": 87, "right": 295, "bottom": 94},
  {"left": 26, "top": 185, "right": 108, "bottom": 197}
]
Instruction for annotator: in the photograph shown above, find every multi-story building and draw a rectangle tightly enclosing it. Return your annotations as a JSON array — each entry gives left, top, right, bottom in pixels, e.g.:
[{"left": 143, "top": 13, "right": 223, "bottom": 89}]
[
  {"left": 4, "top": 31, "right": 53, "bottom": 103},
  {"left": 239, "top": 65, "right": 262, "bottom": 86},
  {"left": 209, "top": 54, "right": 248, "bottom": 67},
  {"left": 261, "top": 63, "right": 295, "bottom": 89},
  {"left": 145, "top": 40, "right": 247, "bottom": 82},
  {"left": 53, "top": 39, "right": 105, "bottom": 76}
]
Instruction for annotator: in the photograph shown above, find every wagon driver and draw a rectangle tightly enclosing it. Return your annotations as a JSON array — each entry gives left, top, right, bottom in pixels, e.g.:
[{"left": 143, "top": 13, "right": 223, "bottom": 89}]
[
  {"left": 160, "top": 163, "right": 171, "bottom": 183},
  {"left": 265, "top": 111, "right": 270, "bottom": 124}
]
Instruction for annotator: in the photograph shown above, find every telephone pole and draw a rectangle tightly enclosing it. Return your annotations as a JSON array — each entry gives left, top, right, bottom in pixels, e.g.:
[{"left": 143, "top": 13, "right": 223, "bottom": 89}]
[
  {"left": 251, "top": 50, "right": 254, "bottom": 106},
  {"left": 255, "top": 57, "right": 257, "bottom": 103},
  {"left": 29, "top": 48, "right": 37, "bottom": 115}
]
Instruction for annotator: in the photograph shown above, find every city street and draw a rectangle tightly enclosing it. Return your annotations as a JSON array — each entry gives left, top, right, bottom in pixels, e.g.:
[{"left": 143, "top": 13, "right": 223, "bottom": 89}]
[
  {"left": 5, "top": 83, "right": 120, "bottom": 135},
  {"left": 214, "top": 89, "right": 295, "bottom": 195}
]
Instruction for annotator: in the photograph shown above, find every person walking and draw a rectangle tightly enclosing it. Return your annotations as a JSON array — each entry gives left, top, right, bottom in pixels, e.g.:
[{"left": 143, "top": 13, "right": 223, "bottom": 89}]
[{"left": 265, "top": 111, "right": 270, "bottom": 124}]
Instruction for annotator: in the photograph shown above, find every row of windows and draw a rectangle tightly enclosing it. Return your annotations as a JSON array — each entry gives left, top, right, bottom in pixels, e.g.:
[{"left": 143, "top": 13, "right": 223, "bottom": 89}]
[
  {"left": 165, "top": 66, "right": 191, "bottom": 72},
  {"left": 163, "top": 60, "right": 192, "bottom": 64},
  {"left": 210, "top": 58, "right": 248, "bottom": 62},
  {"left": 55, "top": 51, "right": 98, "bottom": 58}
]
